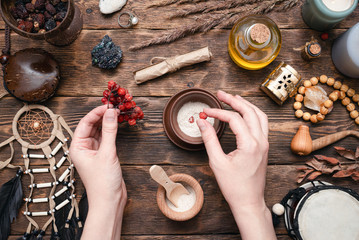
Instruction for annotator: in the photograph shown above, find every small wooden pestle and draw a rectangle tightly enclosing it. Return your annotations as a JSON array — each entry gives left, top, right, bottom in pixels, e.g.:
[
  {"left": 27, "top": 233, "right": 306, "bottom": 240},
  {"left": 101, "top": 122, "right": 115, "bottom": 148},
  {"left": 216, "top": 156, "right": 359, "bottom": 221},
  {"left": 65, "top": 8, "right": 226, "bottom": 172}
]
[
  {"left": 149, "top": 165, "right": 189, "bottom": 207},
  {"left": 291, "top": 125, "right": 359, "bottom": 155}
]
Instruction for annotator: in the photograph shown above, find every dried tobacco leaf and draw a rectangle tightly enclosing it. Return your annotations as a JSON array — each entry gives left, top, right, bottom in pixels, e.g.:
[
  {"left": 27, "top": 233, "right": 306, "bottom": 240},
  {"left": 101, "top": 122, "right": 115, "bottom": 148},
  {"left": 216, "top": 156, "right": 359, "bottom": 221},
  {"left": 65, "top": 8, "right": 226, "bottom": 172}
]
[{"left": 334, "top": 146, "right": 356, "bottom": 161}]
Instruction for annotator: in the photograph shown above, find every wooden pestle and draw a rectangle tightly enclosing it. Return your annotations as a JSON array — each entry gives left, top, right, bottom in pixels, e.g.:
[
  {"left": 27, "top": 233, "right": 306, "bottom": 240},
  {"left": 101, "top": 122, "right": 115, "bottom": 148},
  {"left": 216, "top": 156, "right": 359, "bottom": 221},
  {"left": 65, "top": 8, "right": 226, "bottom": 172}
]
[{"left": 291, "top": 125, "right": 359, "bottom": 155}]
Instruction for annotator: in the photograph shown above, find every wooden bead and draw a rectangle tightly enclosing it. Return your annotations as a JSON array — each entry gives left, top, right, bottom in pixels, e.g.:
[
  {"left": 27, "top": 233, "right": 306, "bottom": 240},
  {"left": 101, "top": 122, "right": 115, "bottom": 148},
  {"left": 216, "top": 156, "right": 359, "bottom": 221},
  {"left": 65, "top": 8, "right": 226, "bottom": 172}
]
[
  {"left": 340, "top": 84, "right": 349, "bottom": 93},
  {"left": 303, "top": 80, "right": 312, "bottom": 88},
  {"left": 295, "top": 110, "right": 304, "bottom": 118},
  {"left": 319, "top": 75, "right": 328, "bottom": 84},
  {"left": 320, "top": 106, "right": 329, "bottom": 115},
  {"left": 356, "top": 117, "right": 359, "bottom": 125},
  {"left": 352, "top": 94, "right": 359, "bottom": 102},
  {"left": 310, "top": 114, "right": 318, "bottom": 123},
  {"left": 347, "top": 88, "right": 355, "bottom": 97},
  {"left": 317, "top": 113, "right": 325, "bottom": 121},
  {"left": 295, "top": 94, "right": 304, "bottom": 102},
  {"left": 310, "top": 77, "right": 318, "bottom": 86},
  {"left": 324, "top": 100, "right": 333, "bottom": 108},
  {"left": 293, "top": 102, "right": 302, "bottom": 110},
  {"left": 298, "top": 86, "right": 306, "bottom": 95},
  {"left": 327, "top": 78, "right": 335, "bottom": 86},
  {"left": 303, "top": 112, "right": 311, "bottom": 121},
  {"left": 333, "top": 81, "right": 342, "bottom": 90},
  {"left": 342, "top": 97, "right": 350, "bottom": 106},
  {"left": 347, "top": 103, "right": 355, "bottom": 112},
  {"left": 329, "top": 92, "right": 338, "bottom": 102},
  {"left": 350, "top": 110, "right": 359, "bottom": 119},
  {"left": 338, "top": 91, "right": 346, "bottom": 100}
]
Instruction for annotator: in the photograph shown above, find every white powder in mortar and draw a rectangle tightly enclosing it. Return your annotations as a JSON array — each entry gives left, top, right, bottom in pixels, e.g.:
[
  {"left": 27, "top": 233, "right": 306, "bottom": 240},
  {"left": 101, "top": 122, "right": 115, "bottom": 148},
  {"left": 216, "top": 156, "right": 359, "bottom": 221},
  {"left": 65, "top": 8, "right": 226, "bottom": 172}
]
[
  {"left": 166, "top": 184, "right": 196, "bottom": 212},
  {"left": 177, "top": 102, "right": 214, "bottom": 138}
]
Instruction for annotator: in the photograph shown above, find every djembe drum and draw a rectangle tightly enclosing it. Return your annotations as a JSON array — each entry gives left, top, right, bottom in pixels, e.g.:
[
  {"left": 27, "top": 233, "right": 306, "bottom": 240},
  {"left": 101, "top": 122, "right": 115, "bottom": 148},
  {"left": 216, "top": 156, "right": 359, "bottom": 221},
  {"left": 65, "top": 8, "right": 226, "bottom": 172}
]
[{"left": 282, "top": 181, "right": 359, "bottom": 240}]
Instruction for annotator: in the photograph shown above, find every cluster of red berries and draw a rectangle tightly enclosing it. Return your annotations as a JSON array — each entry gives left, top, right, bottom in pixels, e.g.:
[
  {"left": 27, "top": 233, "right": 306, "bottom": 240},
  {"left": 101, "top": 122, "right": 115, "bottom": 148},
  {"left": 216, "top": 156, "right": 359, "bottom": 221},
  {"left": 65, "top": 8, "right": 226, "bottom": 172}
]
[{"left": 101, "top": 81, "right": 144, "bottom": 126}]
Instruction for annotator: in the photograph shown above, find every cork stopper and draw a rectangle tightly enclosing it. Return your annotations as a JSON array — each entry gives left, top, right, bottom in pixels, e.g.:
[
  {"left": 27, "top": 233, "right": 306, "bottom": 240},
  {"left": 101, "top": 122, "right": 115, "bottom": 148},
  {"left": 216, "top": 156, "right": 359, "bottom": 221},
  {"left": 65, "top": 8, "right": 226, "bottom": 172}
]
[
  {"left": 308, "top": 43, "right": 321, "bottom": 56},
  {"left": 250, "top": 23, "right": 270, "bottom": 44}
]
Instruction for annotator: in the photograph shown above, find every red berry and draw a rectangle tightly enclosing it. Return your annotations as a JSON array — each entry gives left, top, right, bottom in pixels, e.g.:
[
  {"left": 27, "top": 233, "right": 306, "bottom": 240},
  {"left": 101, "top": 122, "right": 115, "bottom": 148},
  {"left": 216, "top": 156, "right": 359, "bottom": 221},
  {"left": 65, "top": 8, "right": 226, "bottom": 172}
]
[
  {"left": 103, "top": 90, "right": 110, "bottom": 98},
  {"left": 101, "top": 97, "right": 108, "bottom": 105},
  {"left": 199, "top": 112, "right": 208, "bottom": 119},
  {"left": 118, "top": 88, "right": 126, "bottom": 96},
  {"left": 124, "top": 115, "right": 129, "bottom": 121},
  {"left": 320, "top": 33, "right": 329, "bottom": 41},
  {"left": 118, "top": 104, "right": 125, "bottom": 111},
  {"left": 108, "top": 81, "right": 116, "bottom": 90},
  {"left": 118, "top": 115, "right": 124, "bottom": 123},
  {"left": 125, "top": 102, "right": 132, "bottom": 109},
  {"left": 130, "top": 113, "right": 138, "bottom": 120},
  {"left": 109, "top": 97, "right": 116, "bottom": 103},
  {"left": 134, "top": 106, "right": 141, "bottom": 113},
  {"left": 138, "top": 112, "right": 144, "bottom": 119},
  {"left": 125, "top": 94, "right": 133, "bottom": 101},
  {"left": 131, "top": 101, "right": 136, "bottom": 107},
  {"left": 128, "top": 119, "right": 136, "bottom": 126},
  {"left": 189, "top": 116, "right": 194, "bottom": 123}
]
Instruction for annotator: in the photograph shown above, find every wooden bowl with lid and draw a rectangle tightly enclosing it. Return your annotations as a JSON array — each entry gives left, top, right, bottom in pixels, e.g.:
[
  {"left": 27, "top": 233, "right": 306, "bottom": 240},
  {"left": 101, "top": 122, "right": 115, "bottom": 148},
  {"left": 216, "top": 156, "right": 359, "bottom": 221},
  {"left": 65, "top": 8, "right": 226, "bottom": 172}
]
[{"left": 156, "top": 173, "right": 204, "bottom": 221}]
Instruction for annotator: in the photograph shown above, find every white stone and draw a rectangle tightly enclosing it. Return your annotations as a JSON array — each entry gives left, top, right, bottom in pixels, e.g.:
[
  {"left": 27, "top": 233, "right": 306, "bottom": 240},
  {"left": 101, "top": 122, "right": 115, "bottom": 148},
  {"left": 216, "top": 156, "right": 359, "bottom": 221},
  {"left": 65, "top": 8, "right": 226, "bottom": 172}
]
[
  {"left": 99, "top": 0, "right": 127, "bottom": 14},
  {"left": 272, "top": 203, "right": 285, "bottom": 216}
]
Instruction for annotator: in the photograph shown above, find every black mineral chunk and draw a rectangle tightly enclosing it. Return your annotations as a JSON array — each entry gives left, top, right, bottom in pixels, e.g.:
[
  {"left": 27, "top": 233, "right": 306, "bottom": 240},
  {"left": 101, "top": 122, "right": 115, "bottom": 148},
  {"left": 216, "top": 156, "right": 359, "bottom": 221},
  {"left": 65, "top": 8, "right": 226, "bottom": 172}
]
[
  {"left": 91, "top": 35, "right": 123, "bottom": 69},
  {"left": 45, "top": 18, "right": 56, "bottom": 31}
]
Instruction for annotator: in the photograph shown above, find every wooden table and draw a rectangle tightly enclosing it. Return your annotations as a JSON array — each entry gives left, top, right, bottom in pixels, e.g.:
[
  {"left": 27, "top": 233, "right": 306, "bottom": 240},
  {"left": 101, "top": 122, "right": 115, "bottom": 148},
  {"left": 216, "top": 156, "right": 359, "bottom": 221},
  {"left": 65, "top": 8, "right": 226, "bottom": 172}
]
[{"left": 1, "top": 1, "right": 359, "bottom": 239}]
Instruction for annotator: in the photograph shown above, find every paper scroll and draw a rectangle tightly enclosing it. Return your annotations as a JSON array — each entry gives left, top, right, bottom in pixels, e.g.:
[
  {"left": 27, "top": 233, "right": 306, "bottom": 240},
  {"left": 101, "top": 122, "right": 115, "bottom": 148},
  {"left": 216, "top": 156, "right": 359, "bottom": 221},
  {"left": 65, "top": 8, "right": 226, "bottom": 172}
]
[{"left": 134, "top": 47, "right": 212, "bottom": 84}]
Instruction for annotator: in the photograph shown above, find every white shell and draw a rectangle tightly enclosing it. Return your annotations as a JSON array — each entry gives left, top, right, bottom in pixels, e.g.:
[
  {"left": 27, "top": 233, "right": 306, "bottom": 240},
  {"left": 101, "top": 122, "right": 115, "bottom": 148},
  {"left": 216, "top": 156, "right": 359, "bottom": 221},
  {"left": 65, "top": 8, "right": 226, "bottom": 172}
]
[
  {"left": 272, "top": 203, "right": 285, "bottom": 216},
  {"left": 99, "top": 0, "right": 127, "bottom": 14}
]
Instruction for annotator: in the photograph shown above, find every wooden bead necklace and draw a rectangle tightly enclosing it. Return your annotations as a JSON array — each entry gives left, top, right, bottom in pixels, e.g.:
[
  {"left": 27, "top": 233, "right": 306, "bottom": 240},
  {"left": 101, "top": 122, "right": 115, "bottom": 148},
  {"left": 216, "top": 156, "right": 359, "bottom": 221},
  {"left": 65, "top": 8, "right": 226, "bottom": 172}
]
[{"left": 293, "top": 75, "right": 359, "bottom": 125}]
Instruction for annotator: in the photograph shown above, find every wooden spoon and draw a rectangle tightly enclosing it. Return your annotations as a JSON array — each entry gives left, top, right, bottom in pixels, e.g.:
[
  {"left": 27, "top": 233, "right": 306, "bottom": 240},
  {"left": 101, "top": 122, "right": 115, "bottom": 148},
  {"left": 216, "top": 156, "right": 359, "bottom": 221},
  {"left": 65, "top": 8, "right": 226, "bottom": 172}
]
[{"left": 149, "top": 165, "right": 189, "bottom": 208}]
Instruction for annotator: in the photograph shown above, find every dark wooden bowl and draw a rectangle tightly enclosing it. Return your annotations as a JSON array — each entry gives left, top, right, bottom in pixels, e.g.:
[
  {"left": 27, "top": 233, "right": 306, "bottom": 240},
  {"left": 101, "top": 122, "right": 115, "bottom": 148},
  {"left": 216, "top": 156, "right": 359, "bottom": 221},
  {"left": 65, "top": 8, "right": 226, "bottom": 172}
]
[
  {"left": 163, "top": 88, "right": 225, "bottom": 151},
  {"left": 0, "top": 0, "right": 83, "bottom": 45}
]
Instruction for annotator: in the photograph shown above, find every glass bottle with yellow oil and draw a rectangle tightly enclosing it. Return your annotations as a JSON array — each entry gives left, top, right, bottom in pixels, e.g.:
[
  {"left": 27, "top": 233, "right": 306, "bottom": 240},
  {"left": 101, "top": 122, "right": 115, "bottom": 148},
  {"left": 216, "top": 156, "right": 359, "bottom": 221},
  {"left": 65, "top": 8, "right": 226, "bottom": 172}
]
[{"left": 228, "top": 15, "right": 282, "bottom": 70}]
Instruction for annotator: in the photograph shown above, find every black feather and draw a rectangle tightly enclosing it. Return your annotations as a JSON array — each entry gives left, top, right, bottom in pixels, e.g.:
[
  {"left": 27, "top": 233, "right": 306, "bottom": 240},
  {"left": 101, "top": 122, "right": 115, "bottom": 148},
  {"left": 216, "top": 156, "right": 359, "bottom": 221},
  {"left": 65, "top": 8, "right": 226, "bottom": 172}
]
[
  {"left": 78, "top": 191, "right": 88, "bottom": 224},
  {"left": 51, "top": 190, "right": 72, "bottom": 240},
  {"left": 0, "top": 170, "right": 23, "bottom": 240}
]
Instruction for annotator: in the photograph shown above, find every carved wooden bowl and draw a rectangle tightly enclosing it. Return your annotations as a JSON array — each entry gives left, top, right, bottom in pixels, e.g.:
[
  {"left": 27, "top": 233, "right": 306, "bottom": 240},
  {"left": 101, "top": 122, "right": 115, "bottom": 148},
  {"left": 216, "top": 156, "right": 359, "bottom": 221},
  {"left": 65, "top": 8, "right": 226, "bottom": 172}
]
[{"left": 156, "top": 173, "right": 204, "bottom": 221}]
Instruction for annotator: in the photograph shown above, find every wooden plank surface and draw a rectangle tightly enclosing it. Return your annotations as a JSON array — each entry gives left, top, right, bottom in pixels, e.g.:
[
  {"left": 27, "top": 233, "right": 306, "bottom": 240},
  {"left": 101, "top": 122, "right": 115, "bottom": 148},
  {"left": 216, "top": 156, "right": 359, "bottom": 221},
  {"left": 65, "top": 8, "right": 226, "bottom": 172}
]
[{"left": 0, "top": 1, "right": 358, "bottom": 239}]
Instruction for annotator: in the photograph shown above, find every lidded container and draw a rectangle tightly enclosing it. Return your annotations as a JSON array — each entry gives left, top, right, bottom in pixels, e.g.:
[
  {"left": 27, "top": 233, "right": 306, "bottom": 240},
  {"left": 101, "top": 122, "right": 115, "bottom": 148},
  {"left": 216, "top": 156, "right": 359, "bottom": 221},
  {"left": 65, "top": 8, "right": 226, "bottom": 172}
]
[
  {"left": 260, "top": 62, "right": 302, "bottom": 105},
  {"left": 301, "top": 0, "right": 358, "bottom": 32},
  {"left": 332, "top": 22, "right": 359, "bottom": 78},
  {"left": 228, "top": 15, "right": 282, "bottom": 70}
]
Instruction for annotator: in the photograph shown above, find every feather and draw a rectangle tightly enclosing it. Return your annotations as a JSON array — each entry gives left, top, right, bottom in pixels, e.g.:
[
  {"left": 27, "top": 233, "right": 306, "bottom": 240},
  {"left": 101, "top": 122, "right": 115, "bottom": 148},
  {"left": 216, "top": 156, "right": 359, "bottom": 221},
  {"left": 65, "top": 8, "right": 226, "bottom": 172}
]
[
  {"left": 79, "top": 191, "right": 88, "bottom": 224},
  {"left": 50, "top": 190, "right": 73, "bottom": 240},
  {"left": 75, "top": 191, "right": 88, "bottom": 240},
  {"left": 0, "top": 170, "right": 23, "bottom": 240}
]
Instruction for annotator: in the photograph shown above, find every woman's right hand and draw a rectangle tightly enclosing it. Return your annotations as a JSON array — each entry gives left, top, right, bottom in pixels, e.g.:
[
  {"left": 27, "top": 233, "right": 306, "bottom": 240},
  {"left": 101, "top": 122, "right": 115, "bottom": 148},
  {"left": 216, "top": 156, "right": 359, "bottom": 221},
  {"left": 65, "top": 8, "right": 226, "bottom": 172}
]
[{"left": 197, "top": 90, "right": 276, "bottom": 240}]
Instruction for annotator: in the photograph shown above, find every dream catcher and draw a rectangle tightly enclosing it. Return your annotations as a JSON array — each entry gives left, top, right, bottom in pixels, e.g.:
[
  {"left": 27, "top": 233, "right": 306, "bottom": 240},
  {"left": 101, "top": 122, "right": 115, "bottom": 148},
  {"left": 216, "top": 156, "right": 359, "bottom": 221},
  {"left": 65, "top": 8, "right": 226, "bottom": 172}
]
[{"left": 0, "top": 104, "right": 86, "bottom": 240}]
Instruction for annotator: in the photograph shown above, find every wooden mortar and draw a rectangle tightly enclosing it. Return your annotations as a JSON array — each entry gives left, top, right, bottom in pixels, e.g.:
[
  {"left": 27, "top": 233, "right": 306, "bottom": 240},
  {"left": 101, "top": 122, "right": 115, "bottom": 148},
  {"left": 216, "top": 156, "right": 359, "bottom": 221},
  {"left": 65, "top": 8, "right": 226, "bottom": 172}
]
[
  {"left": 156, "top": 173, "right": 204, "bottom": 221},
  {"left": 291, "top": 125, "right": 359, "bottom": 155}
]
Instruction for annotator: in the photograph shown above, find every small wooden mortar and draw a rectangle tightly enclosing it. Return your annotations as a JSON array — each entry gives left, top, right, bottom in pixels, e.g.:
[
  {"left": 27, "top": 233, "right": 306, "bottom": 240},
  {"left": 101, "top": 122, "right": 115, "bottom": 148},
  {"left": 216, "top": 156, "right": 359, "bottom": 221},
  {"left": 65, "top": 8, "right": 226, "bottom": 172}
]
[
  {"left": 156, "top": 173, "right": 204, "bottom": 221},
  {"left": 291, "top": 125, "right": 359, "bottom": 155}
]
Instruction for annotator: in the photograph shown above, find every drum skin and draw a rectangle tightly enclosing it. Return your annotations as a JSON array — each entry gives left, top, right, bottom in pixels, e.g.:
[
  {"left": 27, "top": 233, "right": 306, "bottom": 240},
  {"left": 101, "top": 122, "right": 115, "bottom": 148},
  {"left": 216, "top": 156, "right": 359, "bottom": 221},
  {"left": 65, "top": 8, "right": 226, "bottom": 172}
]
[{"left": 293, "top": 186, "right": 359, "bottom": 240}]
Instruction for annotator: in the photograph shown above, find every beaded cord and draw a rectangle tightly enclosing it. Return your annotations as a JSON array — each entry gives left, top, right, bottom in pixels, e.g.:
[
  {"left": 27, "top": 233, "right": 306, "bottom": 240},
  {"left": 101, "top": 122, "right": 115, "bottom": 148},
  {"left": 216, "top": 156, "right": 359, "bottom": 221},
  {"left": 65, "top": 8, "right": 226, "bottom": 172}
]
[{"left": 293, "top": 75, "right": 359, "bottom": 125}]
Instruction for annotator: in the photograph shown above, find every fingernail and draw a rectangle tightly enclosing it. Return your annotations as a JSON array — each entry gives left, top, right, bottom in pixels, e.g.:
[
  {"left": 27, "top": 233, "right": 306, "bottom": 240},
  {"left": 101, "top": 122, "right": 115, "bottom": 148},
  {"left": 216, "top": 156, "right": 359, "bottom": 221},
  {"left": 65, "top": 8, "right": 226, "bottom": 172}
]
[
  {"left": 235, "top": 95, "right": 242, "bottom": 99},
  {"left": 196, "top": 119, "right": 207, "bottom": 131},
  {"left": 104, "top": 109, "right": 116, "bottom": 122}
]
